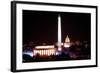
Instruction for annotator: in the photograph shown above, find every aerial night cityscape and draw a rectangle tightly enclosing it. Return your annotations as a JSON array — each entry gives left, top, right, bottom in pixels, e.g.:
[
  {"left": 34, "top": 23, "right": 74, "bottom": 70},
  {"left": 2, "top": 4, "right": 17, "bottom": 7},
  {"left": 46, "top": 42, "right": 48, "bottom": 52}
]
[{"left": 22, "top": 10, "right": 91, "bottom": 63}]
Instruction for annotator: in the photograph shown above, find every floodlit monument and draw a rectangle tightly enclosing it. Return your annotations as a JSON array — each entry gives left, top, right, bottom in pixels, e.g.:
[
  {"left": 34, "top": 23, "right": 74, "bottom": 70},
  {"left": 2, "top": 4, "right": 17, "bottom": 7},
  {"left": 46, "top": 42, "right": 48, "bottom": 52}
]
[
  {"left": 58, "top": 15, "right": 62, "bottom": 51},
  {"left": 33, "top": 45, "right": 56, "bottom": 56},
  {"left": 64, "top": 35, "right": 70, "bottom": 48}
]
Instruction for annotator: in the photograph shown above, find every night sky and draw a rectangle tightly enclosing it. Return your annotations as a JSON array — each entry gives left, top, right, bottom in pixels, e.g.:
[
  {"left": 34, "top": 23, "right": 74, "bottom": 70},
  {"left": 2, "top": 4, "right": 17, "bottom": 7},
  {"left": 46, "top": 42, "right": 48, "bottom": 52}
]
[{"left": 23, "top": 10, "right": 91, "bottom": 45}]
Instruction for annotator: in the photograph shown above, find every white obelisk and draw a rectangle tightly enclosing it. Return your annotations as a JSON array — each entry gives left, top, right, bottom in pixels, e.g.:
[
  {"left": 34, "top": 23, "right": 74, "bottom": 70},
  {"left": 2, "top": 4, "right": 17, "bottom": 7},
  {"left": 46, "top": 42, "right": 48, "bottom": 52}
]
[{"left": 58, "top": 15, "right": 62, "bottom": 51}]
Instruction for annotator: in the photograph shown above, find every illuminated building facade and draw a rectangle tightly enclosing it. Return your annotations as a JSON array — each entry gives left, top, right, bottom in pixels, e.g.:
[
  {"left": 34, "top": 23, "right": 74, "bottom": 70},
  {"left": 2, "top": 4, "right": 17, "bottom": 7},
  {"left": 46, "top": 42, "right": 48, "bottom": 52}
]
[
  {"left": 33, "top": 45, "right": 56, "bottom": 56},
  {"left": 64, "top": 35, "right": 70, "bottom": 48}
]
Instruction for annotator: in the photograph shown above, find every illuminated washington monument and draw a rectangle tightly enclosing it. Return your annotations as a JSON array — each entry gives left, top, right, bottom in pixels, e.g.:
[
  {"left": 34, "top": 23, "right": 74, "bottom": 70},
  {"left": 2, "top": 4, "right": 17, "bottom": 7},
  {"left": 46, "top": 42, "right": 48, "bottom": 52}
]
[
  {"left": 58, "top": 15, "right": 70, "bottom": 52},
  {"left": 58, "top": 15, "right": 62, "bottom": 51}
]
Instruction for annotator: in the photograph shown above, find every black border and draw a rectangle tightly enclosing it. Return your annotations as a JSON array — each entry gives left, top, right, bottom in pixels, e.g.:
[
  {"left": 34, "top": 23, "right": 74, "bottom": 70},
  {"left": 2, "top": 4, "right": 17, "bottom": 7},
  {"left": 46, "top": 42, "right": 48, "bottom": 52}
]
[{"left": 11, "top": 1, "right": 98, "bottom": 72}]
